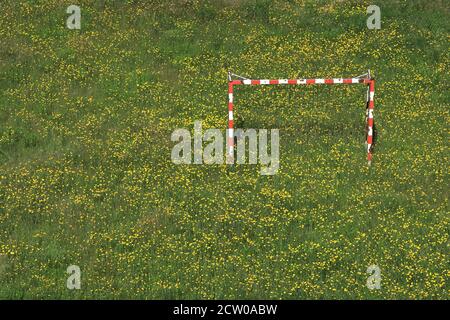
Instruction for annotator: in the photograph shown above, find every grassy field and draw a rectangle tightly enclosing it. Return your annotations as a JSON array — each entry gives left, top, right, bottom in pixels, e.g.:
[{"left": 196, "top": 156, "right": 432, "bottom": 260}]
[{"left": 0, "top": 0, "right": 448, "bottom": 299}]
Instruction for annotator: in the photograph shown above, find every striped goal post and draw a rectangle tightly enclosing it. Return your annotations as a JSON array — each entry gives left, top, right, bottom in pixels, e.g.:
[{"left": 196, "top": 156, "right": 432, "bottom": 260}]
[{"left": 227, "top": 71, "right": 376, "bottom": 165}]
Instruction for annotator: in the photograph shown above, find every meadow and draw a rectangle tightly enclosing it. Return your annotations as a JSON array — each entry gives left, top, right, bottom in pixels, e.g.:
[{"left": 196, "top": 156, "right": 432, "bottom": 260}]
[{"left": 0, "top": 0, "right": 448, "bottom": 299}]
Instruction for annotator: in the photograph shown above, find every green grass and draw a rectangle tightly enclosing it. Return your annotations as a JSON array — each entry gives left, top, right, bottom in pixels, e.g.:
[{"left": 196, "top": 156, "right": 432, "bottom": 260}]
[{"left": 0, "top": 0, "right": 448, "bottom": 299}]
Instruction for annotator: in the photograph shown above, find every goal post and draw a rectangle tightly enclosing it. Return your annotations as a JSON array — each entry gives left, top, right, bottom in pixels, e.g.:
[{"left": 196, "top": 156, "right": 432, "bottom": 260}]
[{"left": 226, "top": 71, "right": 375, "bottom": 165}]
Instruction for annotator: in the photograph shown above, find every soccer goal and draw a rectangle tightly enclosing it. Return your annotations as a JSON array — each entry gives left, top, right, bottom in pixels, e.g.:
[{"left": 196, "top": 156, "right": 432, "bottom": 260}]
[{"left": 226, "top": 70, "right": 376, "bottom": 165}]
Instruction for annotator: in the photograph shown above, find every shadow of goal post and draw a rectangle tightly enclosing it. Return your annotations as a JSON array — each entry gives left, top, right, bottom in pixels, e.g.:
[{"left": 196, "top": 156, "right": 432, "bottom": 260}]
[{"left": 226, "top": 71, "right": 376, "bottom": 166}]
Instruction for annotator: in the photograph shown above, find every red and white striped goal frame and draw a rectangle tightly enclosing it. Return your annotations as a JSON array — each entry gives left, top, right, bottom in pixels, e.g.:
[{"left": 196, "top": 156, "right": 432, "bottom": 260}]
[{"left": 227, "top": 72, "right": 376, "bottom": 165}]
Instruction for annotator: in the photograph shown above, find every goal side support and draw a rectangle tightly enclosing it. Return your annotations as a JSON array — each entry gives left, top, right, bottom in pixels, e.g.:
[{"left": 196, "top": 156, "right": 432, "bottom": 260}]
[{"left": 226, "top": 74, "right": 375, "bottom": 165}]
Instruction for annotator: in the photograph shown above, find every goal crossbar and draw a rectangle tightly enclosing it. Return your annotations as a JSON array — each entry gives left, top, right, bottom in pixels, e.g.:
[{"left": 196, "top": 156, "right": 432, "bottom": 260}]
[{"left": 227, "top": 72, "right": 376, "bottom": 165}]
